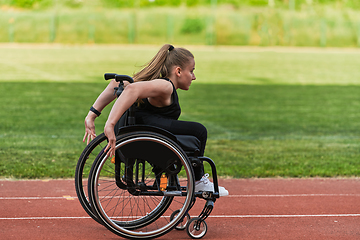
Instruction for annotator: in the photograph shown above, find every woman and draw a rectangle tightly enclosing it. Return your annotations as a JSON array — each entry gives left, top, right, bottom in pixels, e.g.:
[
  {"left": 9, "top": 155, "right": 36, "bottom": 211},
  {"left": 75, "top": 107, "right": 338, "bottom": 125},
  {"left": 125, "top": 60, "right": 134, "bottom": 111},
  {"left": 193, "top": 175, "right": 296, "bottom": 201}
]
[{"left": 83, "top": 44, "right": 228, "bottom": 196}]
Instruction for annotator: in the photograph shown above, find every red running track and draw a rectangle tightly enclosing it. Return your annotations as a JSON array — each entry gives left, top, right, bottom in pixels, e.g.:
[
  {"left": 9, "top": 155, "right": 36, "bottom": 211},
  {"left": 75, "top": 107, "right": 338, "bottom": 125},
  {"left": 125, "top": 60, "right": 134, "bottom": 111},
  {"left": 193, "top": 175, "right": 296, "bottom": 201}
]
[{"left": 1, "top": 178, "right": 360, "bottom": 240}]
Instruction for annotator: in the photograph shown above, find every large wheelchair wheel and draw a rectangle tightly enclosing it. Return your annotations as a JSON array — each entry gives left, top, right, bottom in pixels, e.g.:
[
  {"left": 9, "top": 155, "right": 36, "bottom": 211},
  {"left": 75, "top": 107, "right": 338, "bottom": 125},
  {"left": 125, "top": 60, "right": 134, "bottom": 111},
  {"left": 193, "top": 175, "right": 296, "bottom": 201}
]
[
  {"left": 75, "top": 133, "right": 110, "bottom": 224},
  {"left": 88, "top": 130, "right": 195, "bottom": 239}
]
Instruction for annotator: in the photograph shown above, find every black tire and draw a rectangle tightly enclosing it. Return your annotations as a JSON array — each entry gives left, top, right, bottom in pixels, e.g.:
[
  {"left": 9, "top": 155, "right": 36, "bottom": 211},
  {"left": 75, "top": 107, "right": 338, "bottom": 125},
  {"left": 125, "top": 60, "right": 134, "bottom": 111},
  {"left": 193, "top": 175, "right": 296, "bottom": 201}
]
[
  {"left": 170, "top": 209, "right": 191, "bottom": 230},
  {"left": 186, "top": 217, "right": 208, "bottom": 239},
  {"left": 88, "top": 131, "right": 195, "bottom": 239},
  {"left": 74, "top": 133, "right": 108, "bottom": 224}
]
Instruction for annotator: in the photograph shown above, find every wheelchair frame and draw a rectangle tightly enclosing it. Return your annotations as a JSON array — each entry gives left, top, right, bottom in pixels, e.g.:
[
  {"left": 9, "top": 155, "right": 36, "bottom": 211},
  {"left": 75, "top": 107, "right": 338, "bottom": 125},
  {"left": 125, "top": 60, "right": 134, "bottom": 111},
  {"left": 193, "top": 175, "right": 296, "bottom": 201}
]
[{"left": 75, "top": 74, "right": 221, "bottom": 239}]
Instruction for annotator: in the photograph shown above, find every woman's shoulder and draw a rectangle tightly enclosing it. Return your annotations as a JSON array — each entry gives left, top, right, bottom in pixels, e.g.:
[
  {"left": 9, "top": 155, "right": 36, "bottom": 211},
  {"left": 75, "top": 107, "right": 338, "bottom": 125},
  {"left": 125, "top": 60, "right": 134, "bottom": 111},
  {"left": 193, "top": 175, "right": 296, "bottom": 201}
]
[
  {"left": 134, "top": 78, "right": 171, "bottom": 87},
  {"left": 148, "top": 78, "right": 174, "bottom": 91},
  {"left": 151, "top": 78, "right": 171, "bottom": 84},
  {"left": 129, "top": 78, "right": 173, "bottom": 99}
]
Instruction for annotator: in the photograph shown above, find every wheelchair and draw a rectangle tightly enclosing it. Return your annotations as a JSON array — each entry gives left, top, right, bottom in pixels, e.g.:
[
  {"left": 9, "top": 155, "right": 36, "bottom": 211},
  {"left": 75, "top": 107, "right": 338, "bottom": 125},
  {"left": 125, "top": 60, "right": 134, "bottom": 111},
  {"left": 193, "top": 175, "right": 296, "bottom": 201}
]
[{"left": 75, "top": 73, "right": 221, "bottom": 239}]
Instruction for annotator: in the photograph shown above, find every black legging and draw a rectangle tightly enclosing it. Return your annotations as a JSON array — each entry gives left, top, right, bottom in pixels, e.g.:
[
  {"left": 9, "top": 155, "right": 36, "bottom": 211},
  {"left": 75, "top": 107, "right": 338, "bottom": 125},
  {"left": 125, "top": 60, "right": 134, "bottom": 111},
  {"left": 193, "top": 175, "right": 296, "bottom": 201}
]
[{"left": 137, "top": 114, "right": 207, "bottom": 181}]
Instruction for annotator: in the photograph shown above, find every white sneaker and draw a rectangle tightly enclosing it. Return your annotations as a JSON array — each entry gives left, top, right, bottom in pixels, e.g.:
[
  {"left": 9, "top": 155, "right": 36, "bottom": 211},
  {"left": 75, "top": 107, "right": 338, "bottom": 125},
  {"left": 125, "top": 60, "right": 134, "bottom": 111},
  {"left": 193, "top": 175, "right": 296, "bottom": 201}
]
[{"left": 195, "top": 173, "right": 229, "bottom": 197}]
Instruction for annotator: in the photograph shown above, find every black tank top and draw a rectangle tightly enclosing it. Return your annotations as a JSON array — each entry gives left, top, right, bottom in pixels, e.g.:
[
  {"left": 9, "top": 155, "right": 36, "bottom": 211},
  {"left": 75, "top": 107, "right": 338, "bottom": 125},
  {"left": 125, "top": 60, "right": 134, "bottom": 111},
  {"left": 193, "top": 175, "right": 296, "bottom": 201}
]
[{"left": 135, "top": 78, "right": 181, "bottom": 120}]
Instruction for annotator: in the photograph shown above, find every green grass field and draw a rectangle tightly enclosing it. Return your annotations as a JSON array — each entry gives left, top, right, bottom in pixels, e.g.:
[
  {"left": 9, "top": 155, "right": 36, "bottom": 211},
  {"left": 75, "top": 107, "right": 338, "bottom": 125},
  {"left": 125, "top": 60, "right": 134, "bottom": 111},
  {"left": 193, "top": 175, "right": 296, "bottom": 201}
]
[{"left": 0, "top": 44, "right": 359, "bottom": 179}]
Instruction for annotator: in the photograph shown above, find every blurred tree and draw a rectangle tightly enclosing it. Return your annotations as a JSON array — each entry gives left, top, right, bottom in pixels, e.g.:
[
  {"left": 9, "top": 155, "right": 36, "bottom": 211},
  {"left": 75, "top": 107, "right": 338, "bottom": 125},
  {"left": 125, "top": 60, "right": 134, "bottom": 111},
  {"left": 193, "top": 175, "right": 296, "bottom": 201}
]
[{"left": 9, "top": 0, "right": 37, "bottom": 8}]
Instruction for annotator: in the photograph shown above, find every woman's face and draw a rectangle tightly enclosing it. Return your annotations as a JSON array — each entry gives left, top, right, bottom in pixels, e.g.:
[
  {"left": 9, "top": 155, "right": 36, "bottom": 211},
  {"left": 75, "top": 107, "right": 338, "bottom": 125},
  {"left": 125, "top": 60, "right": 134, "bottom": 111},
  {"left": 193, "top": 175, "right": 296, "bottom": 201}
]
[{"left": 177, "top": 58, "right": 196, "bottom": 90}]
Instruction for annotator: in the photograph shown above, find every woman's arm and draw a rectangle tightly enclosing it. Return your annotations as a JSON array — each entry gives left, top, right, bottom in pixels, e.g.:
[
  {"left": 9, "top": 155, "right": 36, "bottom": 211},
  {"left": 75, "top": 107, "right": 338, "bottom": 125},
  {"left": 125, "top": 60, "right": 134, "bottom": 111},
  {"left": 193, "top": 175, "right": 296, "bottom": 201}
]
[
  {"left": 83, "top": 80, "right": 118, "bottom": 144},
  {"left": 104, "top": 79, "right": 173, "bottom": 157}
]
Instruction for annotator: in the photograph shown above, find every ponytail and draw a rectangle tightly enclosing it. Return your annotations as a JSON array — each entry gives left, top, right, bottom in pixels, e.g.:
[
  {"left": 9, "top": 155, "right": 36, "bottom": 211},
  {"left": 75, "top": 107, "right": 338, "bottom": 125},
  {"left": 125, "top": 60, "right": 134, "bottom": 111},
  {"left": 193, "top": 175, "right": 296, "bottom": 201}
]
[{"left": 133, "top": 44, "right": 194, "bottom": 82}]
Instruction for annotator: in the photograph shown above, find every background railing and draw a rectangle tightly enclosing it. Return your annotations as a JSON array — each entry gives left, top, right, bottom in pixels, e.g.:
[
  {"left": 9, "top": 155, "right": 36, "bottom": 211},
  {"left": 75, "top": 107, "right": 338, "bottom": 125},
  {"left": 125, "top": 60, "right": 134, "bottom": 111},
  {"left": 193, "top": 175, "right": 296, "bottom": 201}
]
[{"left": 1, "top": 0, "right": 360, "bottom": 47}]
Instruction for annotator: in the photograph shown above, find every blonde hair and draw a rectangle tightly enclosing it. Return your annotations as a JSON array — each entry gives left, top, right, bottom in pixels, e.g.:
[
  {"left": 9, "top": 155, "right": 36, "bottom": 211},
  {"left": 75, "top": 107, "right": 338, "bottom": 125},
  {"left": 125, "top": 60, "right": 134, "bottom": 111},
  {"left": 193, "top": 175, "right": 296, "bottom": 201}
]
[{"left": 133, "top": 44, "right": 194, "bottom": 82}]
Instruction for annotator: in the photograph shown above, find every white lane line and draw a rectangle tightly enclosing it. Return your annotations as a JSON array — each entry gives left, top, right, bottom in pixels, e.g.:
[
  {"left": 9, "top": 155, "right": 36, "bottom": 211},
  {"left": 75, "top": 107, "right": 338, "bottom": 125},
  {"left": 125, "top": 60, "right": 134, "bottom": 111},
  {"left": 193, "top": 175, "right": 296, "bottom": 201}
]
[
  {"left": 0, "top": 217, "right": 91, "bottom": 220},
  {"left": 0, "top": 196, "right": 76, "bottom": 200},
  {"left": 228, "top": 194, "right": 360, "bottom": 198},
  {"left": 1, "top": 194, "right": 360, "bottom": 200},
  {"left": 210, "top": 214, "right": 360, "bottom": 218},
  {"left": 2, "top": 214, "right": 360, "bottom": 220}
]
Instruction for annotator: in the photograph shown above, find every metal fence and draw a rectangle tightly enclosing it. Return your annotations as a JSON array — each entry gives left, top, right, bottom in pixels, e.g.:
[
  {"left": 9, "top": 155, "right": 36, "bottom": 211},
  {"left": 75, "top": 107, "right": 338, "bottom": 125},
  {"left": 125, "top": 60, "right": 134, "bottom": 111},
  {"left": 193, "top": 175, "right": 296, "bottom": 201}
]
[{"left": 1, "top": 9, "right": 360, "bottom": 47}]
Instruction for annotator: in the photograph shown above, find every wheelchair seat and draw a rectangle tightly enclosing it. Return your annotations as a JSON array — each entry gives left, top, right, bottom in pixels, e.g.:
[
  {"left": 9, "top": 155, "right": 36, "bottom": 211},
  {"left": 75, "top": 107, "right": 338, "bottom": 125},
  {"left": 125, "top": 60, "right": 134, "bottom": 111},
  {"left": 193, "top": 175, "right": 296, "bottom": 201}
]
[{"left": 117, "top": 124, "right": 201, "bottom": 156}]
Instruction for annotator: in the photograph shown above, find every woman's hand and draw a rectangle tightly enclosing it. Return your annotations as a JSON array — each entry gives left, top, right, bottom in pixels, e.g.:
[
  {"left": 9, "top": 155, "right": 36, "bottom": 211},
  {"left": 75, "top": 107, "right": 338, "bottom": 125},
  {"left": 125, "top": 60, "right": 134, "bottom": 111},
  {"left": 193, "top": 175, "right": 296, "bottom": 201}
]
[
  {"left": 83, "top": 112, "right": 97, "bottom": 145},
  {"left": 104, "top": 122, "right": 116, "bottom": 158}
]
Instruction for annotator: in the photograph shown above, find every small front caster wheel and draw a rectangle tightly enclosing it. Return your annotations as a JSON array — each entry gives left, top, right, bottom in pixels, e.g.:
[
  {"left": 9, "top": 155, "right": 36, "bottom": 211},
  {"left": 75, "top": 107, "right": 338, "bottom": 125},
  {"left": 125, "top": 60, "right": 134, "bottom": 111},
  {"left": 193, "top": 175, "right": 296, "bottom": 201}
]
[
  {"left": 170, "top": 209, "right": 190, "bottom": 230},
  {"left": 186, "top": 217, "right": 207, "bottom": 239}
]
